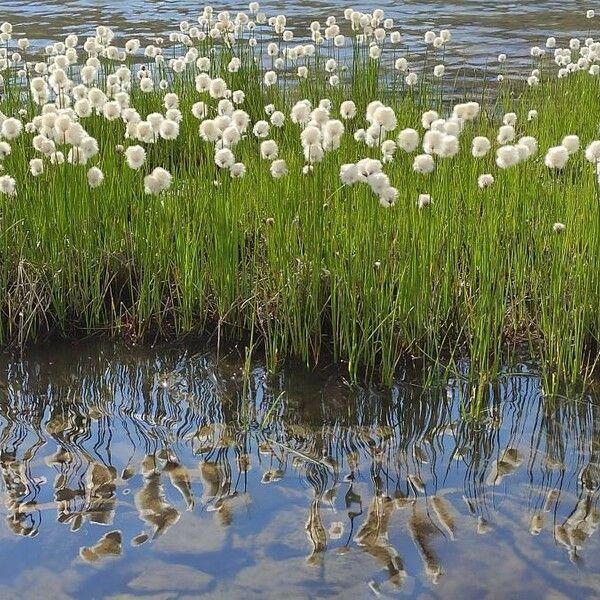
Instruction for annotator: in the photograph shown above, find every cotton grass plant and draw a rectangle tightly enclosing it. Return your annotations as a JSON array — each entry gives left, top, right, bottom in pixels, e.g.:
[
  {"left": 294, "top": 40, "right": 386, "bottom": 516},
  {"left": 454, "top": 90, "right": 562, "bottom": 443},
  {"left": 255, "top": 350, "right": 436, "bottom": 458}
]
[{"left": 0, "top": 6, "right": 599, "bottom": 389}]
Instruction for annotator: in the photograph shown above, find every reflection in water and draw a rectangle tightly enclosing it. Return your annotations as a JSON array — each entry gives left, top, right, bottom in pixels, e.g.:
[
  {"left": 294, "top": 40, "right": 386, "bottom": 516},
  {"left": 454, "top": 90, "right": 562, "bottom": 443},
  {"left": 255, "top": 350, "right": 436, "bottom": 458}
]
[
  {"left": 0, "top": 342, "right": 599, "bottom": 598},
  {"left": 80, "top": 530, "right": 122, "bottom": 563},
  {"left": 356, "top": 494, "right": 406, "bottom": 589},
  {"left": 409, "top": 504, "right": 442, "bottom": 584},
  {"left": 486, "top": 447, "right": 522, "bottom": 486},
  {"left": 135, "top": 454, "right": 181, "bottom": 539}
]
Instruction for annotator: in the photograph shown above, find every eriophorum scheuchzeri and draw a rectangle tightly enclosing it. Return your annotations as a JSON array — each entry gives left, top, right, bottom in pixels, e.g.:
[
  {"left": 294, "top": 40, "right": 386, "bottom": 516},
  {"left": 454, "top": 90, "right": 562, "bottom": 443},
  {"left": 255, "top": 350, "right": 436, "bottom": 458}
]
[{"left": 0, "top": 5, "right": 599, "bottom": 387}]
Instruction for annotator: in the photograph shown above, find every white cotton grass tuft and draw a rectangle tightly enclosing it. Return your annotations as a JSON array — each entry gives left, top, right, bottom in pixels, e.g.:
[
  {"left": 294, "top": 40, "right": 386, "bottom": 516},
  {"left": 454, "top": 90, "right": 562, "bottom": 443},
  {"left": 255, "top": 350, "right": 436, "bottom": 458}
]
[
  {"left": 413, "top": 154, "right": 435, "bottom": 174},
  {"left": 232, "top": 110, "right": 250, "bottom": 132},
  {"left": 270, "top": 159, "right": 288, "bottom": 179},
  {"left": 199, "top": 119, "right": 220, "bottom": 142},
  {"left": 291, "top": 100, "right": 311, "bottom": 125},
  {"left": 260, "top": 140, "right": 279, "bottom": 160},
  {"left": 545, "top": 145, "right": 569, "bottom": 169},
  {"left": 340, "top": 100, "right": 356, "bottom": 119},
  {"left": 381, "top": 140, "right": 396, "bottom": 162},
  {"left": 452, "top": 101, "right": 480, "bottom": 121},
  {"left": 405, "top": 72, "right": 418, "bottom": 86},
  {"left": 372, "top": 106, "right": 397, "bottom": 132},
  {"left": 232, "top": 90, "right": 245, "bottom": 105},
  {"left": 356, "top": 159, "right": 383, "bottom": 180},
  {"left": 379, "top": 186, "right": 398, "bottom": 207},
  {"left": 354, "top": 129, "right": 366, "bottom": 143},
  {"left": 514, "top": 144, "right": 529, "bottom": 162},
  {"left": 443, "top": 119, "right": 462, "bottom": 137},
  {"left": 0, "top": 142, "right": 11, "bottom": 160},
  {"left": 29, "top": 158, "right": 44, "bottom": 176},
  {"left": 300, "top": 125, "right": 321, "bottom": 147},
  {"left": 304, "top": 143, "right": 324, "bottom": 164},
  {"left": 192, "top": 102, "right": 207, "bottom": 120},
  {"left": 0, "top": 174, "right": 16, "bottom": 196},
  {"left": 423, "top": 130, "right": 444, "bottom": 155},
  {"left": 103, "top": 101, "right": 121, "bottom": 121},
  {"left": 229, "top": 162, "right": 246, "bottom": 178},
  {"left": 428, "top": 119, "right": 447, "bottom": 133},
  {"left": 472, "top": 136, "right": 491, "bottom": 158},
  {"left": 1, "top": 117, "right": 23, "bottom": 140},
  {"left": 367, "top": 172, "right": 390, "bottom": 195},
  {"left": 323, "top": 120, "right": 344, "bottom": 149},
  {"left": 87, "top": 166, "right": 104, "bottom": 188},
  {"left": 340, "top": 163, "right": 360, "bottom": 185},
  {"left": 394, "top": 57, "right": 408, "bottom": 72},
  {"left": 152, "top": 167, "right": 172, "bottom": 190},
  {"left": 144, "top": 167, "right": 172, "bottom": 195},
  {"left": 67, "top": 146, "right": 87, "bottom": 165},
  {"left": 50, "top": 152, "right": 65, "bottom": 165},
  {"left": 215, "top": 148, "right": 235, "bottom": 169},
  {"left": 253, "top": 120, "right": 270, "bottom": 138},
  {"left": 209, "top": 78, "right": 228, "bottom": 99},
  {"left": 584, "top": 140, "right": 600, "bottom": 163},
  {"left": 270, "top": 111, "right": 285, "bottom": 127},
  {"left": 397, "top": 128, "right": 419, "bottom": 153},
  {"left": 439, "top": 135, "right": 459, "bottom": 158},
  {"left": 159, "top": 119, "right": 179, "bottom": 140},
  {"left": 264, "top": 70, "right": 277, "bottom": 86},
  {"left": 519, "top": 136, "right": 538, "bottom": 157},
  {"left": 417, "top": 193, "right": 432, "bottom": 209},
  {"left": 421, "top": 110, "right": 439, "bottom": 130},
  {"left": 561, "top": 135, "right": 580, "bottom": 155},
  {"left": 166, "top": 109, "right": 183, "bottom": 124},
  {"left": 369, "top": 45, "right": 381, "bottom": 60},
  {"left": 143, "top": 175, "right": 161, "bottom": 195},
  {"left": 478, "top": 174, "right": 494, "bottom": 189},
  {"left": 553, "top": 222, "right": 566, "bottom": 233},
  {"left": 164, "top": 93, "right": 179, "bottom": 110},
  {"left": 125, "top": 145, "right": 146, "bottom": 170},
  {"left": 496, "top": 145, "right": 520, "bottom": 169},
  {"left": 140, "top": 78, "right": 154, "bottom": 93},
  {"left": 222, "top": 126, "right": 241, "bottom": 147},
  {"left": 497, "top": 125, "right": 515, "bottom": 144}
]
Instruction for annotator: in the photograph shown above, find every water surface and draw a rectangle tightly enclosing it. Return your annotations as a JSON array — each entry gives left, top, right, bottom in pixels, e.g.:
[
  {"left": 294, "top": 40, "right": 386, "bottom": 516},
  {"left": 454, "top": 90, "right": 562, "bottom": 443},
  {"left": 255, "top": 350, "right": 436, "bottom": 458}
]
[
  {"left": 3, "top": 0, "right": 596, "bottom": 69},
  {"left": 0, "top": 341, "right": 599, "bottom": 599}
]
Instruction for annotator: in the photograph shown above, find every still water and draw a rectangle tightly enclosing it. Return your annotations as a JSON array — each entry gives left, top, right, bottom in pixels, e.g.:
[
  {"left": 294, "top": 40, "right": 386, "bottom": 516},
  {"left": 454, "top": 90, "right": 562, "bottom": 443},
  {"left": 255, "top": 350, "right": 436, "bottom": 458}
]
[
  {"left": 0, "top": 341, "right": 598, "bottom": 599},
  {"left": 1, "top": 0, "right": 597, "bottom": 68}
]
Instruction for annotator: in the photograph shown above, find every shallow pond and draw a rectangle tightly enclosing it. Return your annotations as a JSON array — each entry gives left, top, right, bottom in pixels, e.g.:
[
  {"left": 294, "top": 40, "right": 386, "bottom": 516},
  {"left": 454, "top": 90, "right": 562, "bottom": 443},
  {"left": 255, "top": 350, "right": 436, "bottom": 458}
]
[{"left": 0, "top": 341, "right": 598, "bottom": 599}]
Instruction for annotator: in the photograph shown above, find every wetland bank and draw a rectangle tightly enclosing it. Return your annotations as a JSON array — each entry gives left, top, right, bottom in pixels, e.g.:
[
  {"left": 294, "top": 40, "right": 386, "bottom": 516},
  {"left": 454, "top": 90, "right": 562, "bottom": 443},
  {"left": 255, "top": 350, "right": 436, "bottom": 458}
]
[
  {"left": 0, "top": 3, "right": 599, "bottom": 386},
  {"left": 0, "top": 340, "right": 599, "bottom": 598},
  {"left": 1, "top": 1, "right": 600, "bottom": 597}
]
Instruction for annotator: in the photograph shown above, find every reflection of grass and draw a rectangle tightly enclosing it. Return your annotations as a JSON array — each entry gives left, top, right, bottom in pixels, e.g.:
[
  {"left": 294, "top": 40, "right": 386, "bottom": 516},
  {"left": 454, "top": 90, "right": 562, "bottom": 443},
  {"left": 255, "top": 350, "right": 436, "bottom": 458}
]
[
  {"left": 260, "top": 392, "right": 285, "bottom": 429},
  {"left": 1, "top": 338, "right": 597, "bottom": 586},
  {"left": 0, "top": 12, "right": 599, "bottom": 389}
]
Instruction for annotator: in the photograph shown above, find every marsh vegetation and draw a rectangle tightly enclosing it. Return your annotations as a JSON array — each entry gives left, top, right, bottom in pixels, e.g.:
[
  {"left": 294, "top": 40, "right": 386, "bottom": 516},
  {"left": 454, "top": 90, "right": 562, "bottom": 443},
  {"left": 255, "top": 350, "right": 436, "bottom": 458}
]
[{"left": 0, "top": 6, "right": 599, "bottom": 387}]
